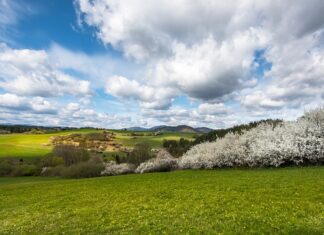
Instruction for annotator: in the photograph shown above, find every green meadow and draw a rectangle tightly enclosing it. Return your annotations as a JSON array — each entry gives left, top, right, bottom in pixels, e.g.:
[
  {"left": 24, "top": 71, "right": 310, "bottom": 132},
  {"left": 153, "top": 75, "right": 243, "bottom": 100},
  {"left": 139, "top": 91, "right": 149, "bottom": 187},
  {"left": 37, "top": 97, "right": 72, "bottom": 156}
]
[
  {"left": 0, "top": 130, "right": 195, "bottom": 159},
  {"left": 0, "top": 167, "right": 323, "bottom": 234}
]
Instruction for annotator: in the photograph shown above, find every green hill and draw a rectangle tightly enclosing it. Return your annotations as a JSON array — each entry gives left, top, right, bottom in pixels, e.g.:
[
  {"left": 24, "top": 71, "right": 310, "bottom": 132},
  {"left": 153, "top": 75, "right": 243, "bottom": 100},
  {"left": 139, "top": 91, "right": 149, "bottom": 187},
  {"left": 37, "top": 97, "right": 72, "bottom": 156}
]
[{"left": 0, "top": 129, "right": 195, "bottom": 159}]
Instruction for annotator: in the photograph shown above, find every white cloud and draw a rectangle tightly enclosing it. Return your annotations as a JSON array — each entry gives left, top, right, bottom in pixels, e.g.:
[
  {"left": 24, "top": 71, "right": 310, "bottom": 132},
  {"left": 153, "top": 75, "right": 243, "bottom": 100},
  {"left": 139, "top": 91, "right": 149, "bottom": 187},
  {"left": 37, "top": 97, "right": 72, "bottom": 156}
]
[
  {"left": 76, "top": 0, "right": 324, "bottom": 59},
  {"left": 197, "top": 103, "right": 230, "bottom": 115},
  {"left": 242, "top": 33, "right": 324, "bottom": 110},
  {"left": 105, "top": 75, "right": 176, "bottom": 109},
  {"left": 0, "top": 93, "right": 57, "bottom": 114},
  {"left": 241, "top": 91, "right": 285, "bottom": 109},
  {"left": 141, "top": 105, "right": 237, "bottom": 128},
  {"left": 0, "top": 97, "right": 136, "bottom": 128},
  {"left": 1, "top": 0, "right": 324, "bottom": 128},
  {"left": 0, "top": 43, "right": 91, "bottom": 97},
  {"left": 0, "top": 93, "right": 27, "bottom": 109},
  {"left": 76, "top": 0, "right": 263, "bottom": 60},
  {"left": 49, "top": 104, "right": 134, "bottom": 128},
  {"left": 66, "top": 102, "right": 80, "bottom": 111},
  {"left": 77, "top": 0, "right": 324, "bottom": 116},
  {"left": 48, "top": 44, "right": 133, "bottom": 86},
  {"left": 150, "top": 32, "right": 266, "bottom": 100}
]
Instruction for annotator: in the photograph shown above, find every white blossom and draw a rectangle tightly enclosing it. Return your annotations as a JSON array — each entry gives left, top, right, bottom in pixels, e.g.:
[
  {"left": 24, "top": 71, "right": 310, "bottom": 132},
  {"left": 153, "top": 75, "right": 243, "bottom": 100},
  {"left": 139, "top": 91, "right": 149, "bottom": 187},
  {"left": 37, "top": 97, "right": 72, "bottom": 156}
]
[
  {"left": 179, "top": 107, "right": 324, "bottom": 169},
  {"left": 101, "top": 162, "right": 135, "bottom": 176},
  {"left": 136, "top": 149, "right": 178, "bottom": 173}
]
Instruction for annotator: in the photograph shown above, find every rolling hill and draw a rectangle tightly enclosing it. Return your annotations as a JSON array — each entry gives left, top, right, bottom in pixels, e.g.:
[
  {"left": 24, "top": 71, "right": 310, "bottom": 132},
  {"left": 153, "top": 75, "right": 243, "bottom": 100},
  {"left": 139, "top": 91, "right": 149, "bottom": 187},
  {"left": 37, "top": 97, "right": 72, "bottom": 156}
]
[{"left": 127, "top": 125, "right": 213, "bottom": 133}]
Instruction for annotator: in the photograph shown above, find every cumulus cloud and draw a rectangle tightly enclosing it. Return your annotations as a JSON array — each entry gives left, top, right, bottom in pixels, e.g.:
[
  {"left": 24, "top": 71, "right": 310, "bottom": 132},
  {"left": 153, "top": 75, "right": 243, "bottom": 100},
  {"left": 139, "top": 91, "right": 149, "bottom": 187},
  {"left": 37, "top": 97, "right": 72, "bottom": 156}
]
[
  {"left": 0, "top": 93, "right": 57, "bottom": 114},
  {"left": 46, "top": 104, "right": 133, "bottom": 128},
  {"left": 76, "top": 0, "right": 324, "bottom": 58},
  {"left": 0, "top": 43, "right": 91, "bottom": 97},
  {"left": 1, "top": 0, "right": 324, "bottom": 128},
  {"left": 76, "top": 0, "right": 265, "bottom": 60},
  {"left": 149, "top": 32, "right": 265, "bottom": 100},
  {"left": 66, "top": 102, "right": 80, "bottom": 112},
  {"left": 197, "top": 103, "right": 231, "bottom": 115},
  {"left": 48, "top": 43, "right": 139, "bottom": 88},
  {"left": 0, "top": 97, "right": 135, "bottom": 128},
  {"left": 142, "top": 105, "right": 237, "bottom": 128},
  {"left": 77, "top": 0, "right": 324, "bottom": 116},
  {"left": 105, "top": 75, "right": 176, "bottom": 109},
  {"left": 0, "top": 93, "right": 28, "bottom": 110},
  {"left": 242, "top": 34, "right": 324, "bottom": 110}
]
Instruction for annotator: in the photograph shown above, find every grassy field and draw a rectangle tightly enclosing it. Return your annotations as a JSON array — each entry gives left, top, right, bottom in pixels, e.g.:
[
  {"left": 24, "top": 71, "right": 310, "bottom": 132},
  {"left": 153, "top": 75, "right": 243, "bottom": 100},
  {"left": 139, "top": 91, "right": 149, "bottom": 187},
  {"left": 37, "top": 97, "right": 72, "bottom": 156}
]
[
  {"left": 0, "top": 167, "right": 323, "bottom": 234},
  {"left": 0, "top": 130, "right": 195, "bottom": 159},
  {"left": 115, "top": 132, "right": 195, "bottom": 148}
]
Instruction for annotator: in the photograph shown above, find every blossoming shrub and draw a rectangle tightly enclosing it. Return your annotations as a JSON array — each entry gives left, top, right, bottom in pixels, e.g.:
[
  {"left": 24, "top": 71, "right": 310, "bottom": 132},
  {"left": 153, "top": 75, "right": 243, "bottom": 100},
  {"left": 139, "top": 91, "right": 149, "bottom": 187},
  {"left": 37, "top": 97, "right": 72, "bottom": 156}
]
[
  {"left": 179, "top": 132, "right": 249, "bottom": 169},
  {"left": 136, "top": 149, "right": 178, "bottom": 173},
  {"left": 180, "top": 108, "right": 324, "bottom": 169},
  {"left": 101, "top": 162, "right": 135, "bottom": 176}
]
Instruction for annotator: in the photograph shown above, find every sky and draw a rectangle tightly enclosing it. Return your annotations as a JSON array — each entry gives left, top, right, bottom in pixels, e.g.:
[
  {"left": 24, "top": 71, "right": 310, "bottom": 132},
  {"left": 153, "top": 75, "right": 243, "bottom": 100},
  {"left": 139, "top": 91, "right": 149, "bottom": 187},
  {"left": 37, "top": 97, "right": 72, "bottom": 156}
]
[{"left": 0, "top": 0, "right": 323, "bottom": 129}]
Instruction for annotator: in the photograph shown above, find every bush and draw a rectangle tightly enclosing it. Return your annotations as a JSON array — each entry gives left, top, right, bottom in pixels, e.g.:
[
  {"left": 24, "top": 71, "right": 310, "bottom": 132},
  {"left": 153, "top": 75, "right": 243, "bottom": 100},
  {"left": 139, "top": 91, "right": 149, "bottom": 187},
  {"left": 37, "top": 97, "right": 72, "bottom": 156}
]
[
  {"left": 101, "top": 162, "right": 135, "bottom": 176},
  {"left": 0, "top": 162, "right": 13, "bottom": 176},
  {"left": 41, "top": 165, "right": 66, "bottom": 177},
  {"left": 136, "top": 149, "right": 178, "bottom": 173},
  {"left": 11, "top": 164, "right": 41, "bottom": 176},
  {"left": 53, "top": 145, "right": 90, "bottom": 166},
  {"left": 180, "top": 108, "right": 324, "bottom": 169},
  {"left": 163, "top": 138, "right": 192, "bottom": 157},
  {"left": 85, "top": 132, "right": 107, "bottom": 141},
  {"left": 119, "top": 143, "right": 154, "bottom": 166},
  {"left": 89, "top": 154, "right": 104, "bottom": 164},
  {"left": 42, "top": 155, "right": 65, "bottom": 167},
  {"left": 61, "top": 162, "right": 104, "bottom": 178},
  {"left": 179, "top": 132, "right": 249, "bottom": 169}
]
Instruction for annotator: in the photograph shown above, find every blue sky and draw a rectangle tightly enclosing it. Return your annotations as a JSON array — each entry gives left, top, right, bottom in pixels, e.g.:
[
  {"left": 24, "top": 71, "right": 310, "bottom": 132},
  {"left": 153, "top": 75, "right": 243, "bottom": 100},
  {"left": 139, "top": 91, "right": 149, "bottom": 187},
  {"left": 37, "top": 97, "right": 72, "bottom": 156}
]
[
  {"left": 6, "top": 0, "right": 101, "bottom": 52},
  {"left": 0, "top": 0, "right": 323, "bottom": 128}
]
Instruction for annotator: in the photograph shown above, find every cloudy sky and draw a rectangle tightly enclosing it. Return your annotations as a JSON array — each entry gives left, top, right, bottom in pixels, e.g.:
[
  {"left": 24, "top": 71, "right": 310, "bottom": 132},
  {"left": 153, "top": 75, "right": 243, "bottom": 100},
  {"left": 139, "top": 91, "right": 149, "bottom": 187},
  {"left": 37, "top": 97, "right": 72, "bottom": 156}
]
[{"left": 0, "top": 0, "right": 323, "bottom": 129}]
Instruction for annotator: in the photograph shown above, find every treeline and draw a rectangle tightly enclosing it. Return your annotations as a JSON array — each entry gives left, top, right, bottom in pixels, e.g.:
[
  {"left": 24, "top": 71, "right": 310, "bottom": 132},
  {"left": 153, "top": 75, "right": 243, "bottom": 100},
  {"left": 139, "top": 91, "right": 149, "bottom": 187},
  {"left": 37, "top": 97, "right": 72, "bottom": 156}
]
[
  {"left": 193, "top": 119, "right": 283, "bottom": 144},
  {"left": 163, "top": 119, "right": 283, "bottom": 157},
  {"left": 0, "top": 125, "right": 104, "bottom": 134}
]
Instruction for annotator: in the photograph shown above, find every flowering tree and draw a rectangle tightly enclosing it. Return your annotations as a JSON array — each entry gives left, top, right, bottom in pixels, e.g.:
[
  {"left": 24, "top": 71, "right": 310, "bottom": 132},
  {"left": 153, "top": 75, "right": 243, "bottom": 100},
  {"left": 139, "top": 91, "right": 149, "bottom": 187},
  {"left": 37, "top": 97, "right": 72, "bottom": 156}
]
[{"left": 179, "top": 107, "right": 324, "bottom": 169}]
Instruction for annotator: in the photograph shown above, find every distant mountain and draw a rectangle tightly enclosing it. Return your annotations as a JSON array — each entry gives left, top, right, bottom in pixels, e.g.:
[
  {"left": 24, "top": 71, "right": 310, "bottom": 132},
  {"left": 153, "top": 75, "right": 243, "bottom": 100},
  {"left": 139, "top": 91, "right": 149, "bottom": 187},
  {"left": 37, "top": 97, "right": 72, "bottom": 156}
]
[
  {"left": 151, "top": 125, "right": 197, "bottom": 133},
  {"left": 126, "top": 127, "right": 148, "bottom": 131},
  {"left": 126, "top": 125, "right": 213, "bottom": 133},
  {"left": 195, "top": 127, "right": 214, "bottom": 133}
]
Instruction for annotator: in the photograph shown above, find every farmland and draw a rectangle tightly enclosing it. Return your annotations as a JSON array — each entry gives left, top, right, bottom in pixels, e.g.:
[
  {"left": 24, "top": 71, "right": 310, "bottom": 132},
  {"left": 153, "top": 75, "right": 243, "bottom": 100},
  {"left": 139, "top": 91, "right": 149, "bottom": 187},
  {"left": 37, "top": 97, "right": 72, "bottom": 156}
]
[
  {"left": 0, "top": 129, "right": 195, "bottom": 159},
  {"left": 0, "top": 167, "right": 323, "bottom": 234}
]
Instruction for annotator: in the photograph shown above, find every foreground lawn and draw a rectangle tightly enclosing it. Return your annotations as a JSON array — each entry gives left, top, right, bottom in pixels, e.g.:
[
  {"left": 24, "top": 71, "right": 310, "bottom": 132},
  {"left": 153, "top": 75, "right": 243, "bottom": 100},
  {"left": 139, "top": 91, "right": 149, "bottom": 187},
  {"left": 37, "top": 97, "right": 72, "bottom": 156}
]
[{"left": 0, "top": 167, "right": 323, "bottom": 234}]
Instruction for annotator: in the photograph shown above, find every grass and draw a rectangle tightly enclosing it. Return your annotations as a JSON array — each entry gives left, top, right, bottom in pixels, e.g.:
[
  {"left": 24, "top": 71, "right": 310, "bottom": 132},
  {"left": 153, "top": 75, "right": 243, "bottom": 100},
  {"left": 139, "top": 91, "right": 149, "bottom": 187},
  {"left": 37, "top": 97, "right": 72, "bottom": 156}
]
[
  {"left": 115, "top": 132, "right": 195, "bottom": 148},
  {"left": 0, "top": 129, "right": 102, "bottom": 159},
  {"left": 0, "top": 167, "right": 323, "bottom": 234},
  {"left": 0, "top": 130, "right": 195, "bottom": 159}
]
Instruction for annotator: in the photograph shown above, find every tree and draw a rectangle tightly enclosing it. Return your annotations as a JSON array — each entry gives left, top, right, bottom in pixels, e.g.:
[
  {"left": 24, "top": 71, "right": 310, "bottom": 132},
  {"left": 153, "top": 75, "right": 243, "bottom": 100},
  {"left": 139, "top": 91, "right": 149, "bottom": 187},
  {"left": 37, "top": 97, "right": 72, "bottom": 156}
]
[
  {"left": 120, "top": 143, "right": 153, "bottom": 166},
  {"left": 53, "top": 145, "right": 89, "bottom": 166}
]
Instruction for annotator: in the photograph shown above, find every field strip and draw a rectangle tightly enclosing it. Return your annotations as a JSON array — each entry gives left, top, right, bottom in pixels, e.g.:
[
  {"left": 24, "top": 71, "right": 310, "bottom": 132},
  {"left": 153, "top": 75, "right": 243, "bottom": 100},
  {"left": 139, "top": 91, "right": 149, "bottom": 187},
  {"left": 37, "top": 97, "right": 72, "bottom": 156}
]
[{"left": 0, "top": 143, "right": 49, "bottom": 149}]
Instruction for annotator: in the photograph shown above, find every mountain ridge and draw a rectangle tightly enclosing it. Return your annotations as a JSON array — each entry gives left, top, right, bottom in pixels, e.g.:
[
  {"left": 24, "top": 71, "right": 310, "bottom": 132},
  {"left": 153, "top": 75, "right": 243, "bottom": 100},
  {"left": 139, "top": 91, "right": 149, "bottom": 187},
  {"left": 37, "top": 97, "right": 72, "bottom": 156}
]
[{"left": 126, "top": 125, "right": 213, "bottom": 133}]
